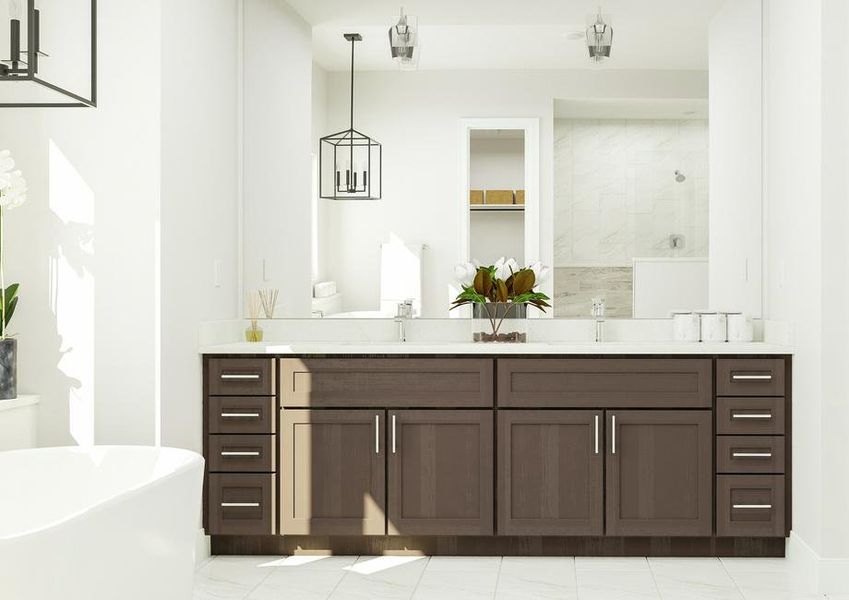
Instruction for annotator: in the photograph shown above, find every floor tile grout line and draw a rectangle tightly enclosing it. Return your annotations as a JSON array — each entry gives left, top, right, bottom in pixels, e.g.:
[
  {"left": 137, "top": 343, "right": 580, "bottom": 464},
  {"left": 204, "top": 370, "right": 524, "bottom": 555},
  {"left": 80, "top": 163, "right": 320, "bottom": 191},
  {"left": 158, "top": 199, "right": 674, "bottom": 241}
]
[
  {"left": 240, "top": 555, "right": 280, "bottom": 600},
  {"left": 408, "top": 555, "right": 431, "bottom": 599},
  {"left": 323, "top": 555, "right": 360, "bottom": 600},
  {"left": 492, "top": 556, "right": 504, "bottom": 599},
  {"left": 645, "top": 556, "right": 666, "bottom": 600},
  {"left": 718, "top": 556, "right": 759, "bottom": 600}
]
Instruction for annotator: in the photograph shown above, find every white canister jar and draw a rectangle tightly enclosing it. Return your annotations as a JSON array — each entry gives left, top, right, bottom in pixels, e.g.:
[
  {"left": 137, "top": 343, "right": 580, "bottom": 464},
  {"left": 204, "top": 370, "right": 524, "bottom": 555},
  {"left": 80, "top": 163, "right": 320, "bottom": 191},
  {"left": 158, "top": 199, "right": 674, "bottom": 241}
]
[
  {"left": 671, "top": 312, "right": 700, "bottom": 342},
  {"left": 726, "top": 313, "right": 754, "bottom": 342},
  {"left": 698, "top": 311, "right": 727, "bottom": 342}
]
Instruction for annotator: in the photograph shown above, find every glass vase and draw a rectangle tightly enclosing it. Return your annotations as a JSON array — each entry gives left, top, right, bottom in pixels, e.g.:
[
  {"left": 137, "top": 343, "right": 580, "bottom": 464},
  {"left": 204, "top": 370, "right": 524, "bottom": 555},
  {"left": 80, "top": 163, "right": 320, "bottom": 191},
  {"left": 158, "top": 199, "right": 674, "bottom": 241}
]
[
  {"left": 245, "top": 320, "right": 264, "bottom": 342},
  {"left": 472, "top": 302, "right": 528, "bottom": 343}
]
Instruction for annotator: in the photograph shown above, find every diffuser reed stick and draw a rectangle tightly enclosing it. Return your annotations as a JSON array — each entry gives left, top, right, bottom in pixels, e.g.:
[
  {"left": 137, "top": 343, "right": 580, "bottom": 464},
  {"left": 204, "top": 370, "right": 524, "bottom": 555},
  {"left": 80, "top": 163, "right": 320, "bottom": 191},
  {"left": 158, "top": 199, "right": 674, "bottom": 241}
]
[{"left": 258, "top": 288, "right": 279, "bottom": 319}]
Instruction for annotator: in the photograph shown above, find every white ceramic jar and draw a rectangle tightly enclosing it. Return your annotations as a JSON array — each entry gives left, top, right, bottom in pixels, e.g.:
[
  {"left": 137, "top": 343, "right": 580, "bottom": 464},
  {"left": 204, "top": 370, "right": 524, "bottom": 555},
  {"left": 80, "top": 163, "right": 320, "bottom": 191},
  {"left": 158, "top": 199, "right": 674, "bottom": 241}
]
[
  {"left": 671, "top": 312, "right": 700, "bottom": 342},
  {"left": 726, "top": 313, "right": 754, "bottom": 342},
  {"left": 697, "top": 311, "right": 727, "bottom": 342}
]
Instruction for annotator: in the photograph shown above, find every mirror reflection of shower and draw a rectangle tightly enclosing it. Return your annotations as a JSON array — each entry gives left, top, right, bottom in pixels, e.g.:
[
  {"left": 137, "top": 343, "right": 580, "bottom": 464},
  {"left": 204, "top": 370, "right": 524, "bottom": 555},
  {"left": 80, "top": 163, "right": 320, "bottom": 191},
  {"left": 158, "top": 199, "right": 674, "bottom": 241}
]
[{"left": 674, "top": 169, "right": 686, "bottom": 182}]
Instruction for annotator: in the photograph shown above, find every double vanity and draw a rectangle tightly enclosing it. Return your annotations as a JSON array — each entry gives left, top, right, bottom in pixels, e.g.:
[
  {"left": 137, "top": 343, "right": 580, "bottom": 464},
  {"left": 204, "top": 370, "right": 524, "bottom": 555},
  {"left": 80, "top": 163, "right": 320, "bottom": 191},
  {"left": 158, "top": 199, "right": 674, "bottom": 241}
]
[{"left": 201, "top": 343, "right": 791, "bottom": 556}]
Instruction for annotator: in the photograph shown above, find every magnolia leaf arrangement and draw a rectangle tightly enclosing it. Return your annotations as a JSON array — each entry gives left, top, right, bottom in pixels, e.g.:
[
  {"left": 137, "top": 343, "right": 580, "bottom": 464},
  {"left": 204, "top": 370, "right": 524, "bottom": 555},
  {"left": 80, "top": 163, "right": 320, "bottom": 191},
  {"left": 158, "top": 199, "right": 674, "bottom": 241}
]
[
  {"left": 451, "top": 257, "right": 551, "bottom": 339},
  {"left": 0, "top": 150, "right": 27, "bottom": 342}
]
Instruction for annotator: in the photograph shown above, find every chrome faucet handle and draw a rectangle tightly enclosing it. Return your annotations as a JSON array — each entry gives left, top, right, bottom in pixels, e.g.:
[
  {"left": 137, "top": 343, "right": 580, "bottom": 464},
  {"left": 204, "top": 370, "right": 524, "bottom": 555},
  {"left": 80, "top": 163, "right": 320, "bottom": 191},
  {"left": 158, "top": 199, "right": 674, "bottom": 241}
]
[{"left": 591, "top": 297, "right": 606, "bottom": 319}]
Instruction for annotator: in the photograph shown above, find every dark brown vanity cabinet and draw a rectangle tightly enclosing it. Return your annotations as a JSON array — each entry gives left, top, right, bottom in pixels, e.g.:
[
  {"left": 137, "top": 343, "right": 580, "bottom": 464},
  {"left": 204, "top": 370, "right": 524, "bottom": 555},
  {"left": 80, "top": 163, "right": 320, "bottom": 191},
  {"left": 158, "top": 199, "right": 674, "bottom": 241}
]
[
  {"left": 387, "top": 410, "right": 493, "bottom": 535},
  {"left": 606, "top": 410, "right": 713, "bottom": 536},
  {"left": 280, "top": 409, "right": 386, "bottom": 535},
  {"left": 498, "top": 410, "right": 603, "bottom": 535},
  {"left": 203, "top": 354, "right": 792, "bottom": 555}
]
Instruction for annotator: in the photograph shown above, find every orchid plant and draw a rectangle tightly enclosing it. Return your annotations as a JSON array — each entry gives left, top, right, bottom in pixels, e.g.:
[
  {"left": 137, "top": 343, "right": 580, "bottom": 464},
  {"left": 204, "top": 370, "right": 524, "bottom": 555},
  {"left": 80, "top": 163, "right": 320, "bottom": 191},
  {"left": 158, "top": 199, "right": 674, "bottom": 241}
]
[
  {"left": 0, "top": 150, "right": 27, "bottom": 340},
  {"left": 451, "top": 257, "right": 551, "bottom": 338}
]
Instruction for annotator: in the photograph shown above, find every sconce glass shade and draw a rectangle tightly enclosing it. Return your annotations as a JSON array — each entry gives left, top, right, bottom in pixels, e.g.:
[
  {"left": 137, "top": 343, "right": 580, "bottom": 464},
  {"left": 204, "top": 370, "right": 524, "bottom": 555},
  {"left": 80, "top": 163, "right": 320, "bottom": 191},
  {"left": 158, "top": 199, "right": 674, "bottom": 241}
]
[
  {"left": 319, "top": 129, "right": 382, "bottom": 200},
  {"left": 388, "top": 9, "right": 418, "bottom": 70},
  {"left": 586, "top": 11, "right": 613, "bottom": 63},
  {"left": 0, "top": 0, "right": 96, "bottom": 107}
]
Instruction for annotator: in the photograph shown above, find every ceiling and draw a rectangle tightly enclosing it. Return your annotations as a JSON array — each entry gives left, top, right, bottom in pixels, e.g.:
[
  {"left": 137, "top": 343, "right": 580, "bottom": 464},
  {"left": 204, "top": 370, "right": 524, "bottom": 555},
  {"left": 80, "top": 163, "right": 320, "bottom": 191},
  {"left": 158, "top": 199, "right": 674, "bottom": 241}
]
[{"left": 285, "top": 0, "right": 728, "bottom": 72}]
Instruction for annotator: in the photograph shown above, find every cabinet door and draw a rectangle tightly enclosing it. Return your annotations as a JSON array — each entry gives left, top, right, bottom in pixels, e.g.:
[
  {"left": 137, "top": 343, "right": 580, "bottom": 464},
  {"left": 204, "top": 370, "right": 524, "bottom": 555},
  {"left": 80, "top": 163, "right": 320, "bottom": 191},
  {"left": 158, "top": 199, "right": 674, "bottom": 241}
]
[
  {"left": 498, "top": 410, "right": 603, "bottom": 535},
  {"left": 606, "top": 410, "right": 712, "bottom": 536},
  {"left": 281, "top": 409, "right": 386, "bottom": 535},
  {"left": 388, "top": 410, "right": 493, "bottom": 535}
]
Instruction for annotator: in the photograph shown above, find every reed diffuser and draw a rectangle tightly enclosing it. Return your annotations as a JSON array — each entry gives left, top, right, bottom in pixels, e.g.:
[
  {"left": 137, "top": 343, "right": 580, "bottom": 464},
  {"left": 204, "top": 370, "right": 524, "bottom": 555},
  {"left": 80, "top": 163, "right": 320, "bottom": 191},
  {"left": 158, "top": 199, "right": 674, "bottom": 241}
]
[
  {"left": 245, "top": 291, "right": 263, "bottom": 342},
  {"left": 258, "top": 288, "right": 279, "bottom": 319}
]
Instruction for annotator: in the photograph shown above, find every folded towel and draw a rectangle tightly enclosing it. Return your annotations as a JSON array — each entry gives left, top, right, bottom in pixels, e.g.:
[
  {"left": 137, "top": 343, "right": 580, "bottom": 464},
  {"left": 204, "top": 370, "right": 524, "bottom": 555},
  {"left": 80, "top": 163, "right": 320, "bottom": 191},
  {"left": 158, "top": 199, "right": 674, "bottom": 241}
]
[{"left": 313, "top": 281, "right": 337, "bottom": 298}]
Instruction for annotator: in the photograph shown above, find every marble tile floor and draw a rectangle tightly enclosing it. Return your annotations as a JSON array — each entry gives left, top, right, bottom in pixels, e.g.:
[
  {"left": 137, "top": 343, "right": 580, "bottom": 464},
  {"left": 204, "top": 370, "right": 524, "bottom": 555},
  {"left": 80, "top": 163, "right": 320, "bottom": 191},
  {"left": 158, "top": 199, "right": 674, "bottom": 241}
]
[{"left": 194, "top": 555, "right": 844, "bottom": 600}]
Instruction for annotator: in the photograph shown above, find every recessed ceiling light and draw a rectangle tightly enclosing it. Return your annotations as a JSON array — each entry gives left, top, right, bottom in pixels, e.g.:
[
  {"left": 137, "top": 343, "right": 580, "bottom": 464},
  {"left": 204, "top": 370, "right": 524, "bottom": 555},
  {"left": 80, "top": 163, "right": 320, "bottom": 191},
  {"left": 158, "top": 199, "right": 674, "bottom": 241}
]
[{"left": 564, "top": 31, "right": 584, "bottom": 41}]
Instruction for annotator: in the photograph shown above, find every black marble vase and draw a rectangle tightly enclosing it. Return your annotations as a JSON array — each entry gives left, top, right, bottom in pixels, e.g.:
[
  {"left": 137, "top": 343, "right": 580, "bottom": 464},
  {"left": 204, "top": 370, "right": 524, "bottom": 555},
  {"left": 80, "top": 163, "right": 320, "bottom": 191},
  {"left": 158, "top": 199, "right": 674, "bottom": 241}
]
[{"left": 0, "top": 338, "right": 16, "bottom": 400}]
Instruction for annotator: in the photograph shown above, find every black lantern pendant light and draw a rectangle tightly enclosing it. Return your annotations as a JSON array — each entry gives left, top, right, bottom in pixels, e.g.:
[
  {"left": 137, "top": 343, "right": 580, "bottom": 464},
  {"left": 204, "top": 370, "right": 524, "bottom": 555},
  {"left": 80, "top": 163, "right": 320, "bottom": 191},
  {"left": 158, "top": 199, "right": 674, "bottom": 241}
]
[
  {"left": 319, "top": 33, "right": 382, "bottom": 200},
  {"left": 0, "top": 0, "right": 97, "bottom": 107}
]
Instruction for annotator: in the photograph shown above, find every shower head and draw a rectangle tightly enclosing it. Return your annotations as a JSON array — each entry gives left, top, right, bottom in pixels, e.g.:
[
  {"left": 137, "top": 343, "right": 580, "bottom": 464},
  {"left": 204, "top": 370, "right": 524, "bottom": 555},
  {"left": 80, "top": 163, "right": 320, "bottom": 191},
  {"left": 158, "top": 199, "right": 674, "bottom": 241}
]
[{"left": 674, "top": 170, "right": 686, "bottom": 183}]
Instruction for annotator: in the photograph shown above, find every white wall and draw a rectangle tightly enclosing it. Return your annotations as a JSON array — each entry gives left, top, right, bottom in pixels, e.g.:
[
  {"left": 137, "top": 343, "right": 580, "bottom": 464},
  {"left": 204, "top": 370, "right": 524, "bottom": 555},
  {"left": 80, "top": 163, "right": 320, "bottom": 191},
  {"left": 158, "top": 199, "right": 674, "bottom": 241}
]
[
  {"left": 469, "top": 138, "right": 524, "bottom": 190},
  {"left": 764, "top": 0, "right": 849, "bottom": 590},
  {"left": 709, "top": 0, "right": 763, "bottom": 317},
  {"left": 242, "top": 0, "right": 312, "bottom": 317},
  {"left": 0, "top": 0, "right": 163, "bottom": 445},
  {"left": 319, "top": 69, "right": 708, "bottom": 317},
  {"left": 160, "top": 0, "right": 239, "bottom": 452}
]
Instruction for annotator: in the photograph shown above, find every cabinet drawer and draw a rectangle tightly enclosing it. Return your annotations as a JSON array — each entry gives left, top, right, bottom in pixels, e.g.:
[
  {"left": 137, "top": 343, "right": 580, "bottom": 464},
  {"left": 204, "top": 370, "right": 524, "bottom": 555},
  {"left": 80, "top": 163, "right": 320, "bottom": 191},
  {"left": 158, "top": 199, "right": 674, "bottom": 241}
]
[
  {"left": 208, "top": 473, "right": 276, "bottom": 535},
  {"left": 717, "top": 359, "right": 786, "bottom": 397},
  {"left": 717, "top": 398, "right": 785, "bottom": 435},
  {"left": 717, "top": 475, "right": 785, "bottom": 537},
  {"left": 208, "top": 397, "right": 277, "bottom": 434},
  {"left": 208, "top": 435, "right": 275, "bottom": 473},
  {"left": 208, "top": 358, "right": 275, "bottom": 396},
  {"left": 281, "top": 358, "right": 493, "bottom": 407},
  {"left": 716, "top": 436, "right": 785, "bottom": 474},
  {"left": 497, "top": 359, "right": 712, "bottom": 408}
]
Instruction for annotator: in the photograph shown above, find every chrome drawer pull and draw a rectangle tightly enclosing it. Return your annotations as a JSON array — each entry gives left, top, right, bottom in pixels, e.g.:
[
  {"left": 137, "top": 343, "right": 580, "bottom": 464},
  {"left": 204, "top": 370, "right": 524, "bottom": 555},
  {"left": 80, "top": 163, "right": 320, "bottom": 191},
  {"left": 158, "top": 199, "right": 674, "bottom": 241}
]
[
  {"left": 220, "top": 451, "right": 260, "bottom": 457},
  {"left": 733, "top": 504, "right": 772, "bottom": 509},
  {"left": 221, "top": 412, "right": 260, "bottom": 418},
  {"left": 733, "top": 452, "right": 773, "bottom": 458},
  {"left": 732, "top": 374, "right": 773, "bottom": 380},
  {"left": 731, "top": 413, "right": 772, "bottom": 419},
  {"left": 220, "top": 373, "right": 261, "bottom": 380},
  {"left": 220, "top": 502, "right": 260, "bottom": 508},
  {"left": 594, "top": 414, "right": 599, "bottom": 455},
  {"left": 611, "top": 414, "right": 616, "bottom": 454}
]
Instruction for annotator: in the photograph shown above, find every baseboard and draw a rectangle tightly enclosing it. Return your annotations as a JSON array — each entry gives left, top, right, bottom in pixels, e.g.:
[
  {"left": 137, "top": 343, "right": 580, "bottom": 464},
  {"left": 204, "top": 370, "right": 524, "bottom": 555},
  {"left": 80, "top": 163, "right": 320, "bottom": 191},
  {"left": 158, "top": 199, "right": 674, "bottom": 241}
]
[
  {"left": 787, "top": 531, "right": 849, "bottom": 594},
  {"left": 195, "top": 528, "right": 212, "bottom": 567}
]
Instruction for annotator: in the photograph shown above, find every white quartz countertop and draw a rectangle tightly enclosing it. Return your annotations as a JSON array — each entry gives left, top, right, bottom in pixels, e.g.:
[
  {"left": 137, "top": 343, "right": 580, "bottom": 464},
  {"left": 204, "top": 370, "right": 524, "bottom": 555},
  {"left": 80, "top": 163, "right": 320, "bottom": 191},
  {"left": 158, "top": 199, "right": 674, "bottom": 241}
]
[{"left": 200, "top": 341, "right": 792, "bottom": 355}]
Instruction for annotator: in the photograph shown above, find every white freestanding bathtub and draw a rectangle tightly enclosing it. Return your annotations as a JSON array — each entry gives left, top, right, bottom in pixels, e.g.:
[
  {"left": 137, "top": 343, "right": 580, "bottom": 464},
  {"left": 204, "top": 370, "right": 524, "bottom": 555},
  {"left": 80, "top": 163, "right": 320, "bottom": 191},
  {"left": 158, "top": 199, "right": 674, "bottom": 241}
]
[{"left": 0, "top": 446, "right": 204, "bottom": 600}]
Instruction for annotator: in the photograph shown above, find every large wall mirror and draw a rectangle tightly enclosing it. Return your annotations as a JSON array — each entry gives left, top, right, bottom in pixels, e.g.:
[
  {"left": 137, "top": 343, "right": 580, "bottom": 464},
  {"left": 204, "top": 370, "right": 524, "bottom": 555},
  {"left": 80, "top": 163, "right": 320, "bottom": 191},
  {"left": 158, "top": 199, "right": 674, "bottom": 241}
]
[{"left": 242, "top": 0, "right": 764, "bottom": 321}]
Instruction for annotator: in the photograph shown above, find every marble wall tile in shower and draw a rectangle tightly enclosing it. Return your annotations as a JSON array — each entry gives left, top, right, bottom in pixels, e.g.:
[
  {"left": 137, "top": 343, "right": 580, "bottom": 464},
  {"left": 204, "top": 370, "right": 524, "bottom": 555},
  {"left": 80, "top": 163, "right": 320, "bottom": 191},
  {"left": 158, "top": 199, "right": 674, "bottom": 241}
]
[{"left": 554, "top": 266, "right": 634, "bottom": 318}]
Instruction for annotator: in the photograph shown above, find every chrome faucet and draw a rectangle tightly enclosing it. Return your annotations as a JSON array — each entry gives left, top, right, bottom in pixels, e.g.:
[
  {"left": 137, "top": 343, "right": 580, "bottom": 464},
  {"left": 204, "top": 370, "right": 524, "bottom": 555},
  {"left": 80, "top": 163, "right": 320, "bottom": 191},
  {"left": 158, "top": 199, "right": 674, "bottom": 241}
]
[
  {"left": 395, "top": 299, "right": 414, "bottom": 342},
  {"left": 591, "top": 297, "right": 606, "bottom": 343}
]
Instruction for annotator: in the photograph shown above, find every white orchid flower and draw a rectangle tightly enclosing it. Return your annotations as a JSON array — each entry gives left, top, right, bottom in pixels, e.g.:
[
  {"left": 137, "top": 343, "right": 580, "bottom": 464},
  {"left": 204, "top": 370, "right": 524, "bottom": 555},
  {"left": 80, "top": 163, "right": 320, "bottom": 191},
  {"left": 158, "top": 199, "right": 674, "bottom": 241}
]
[
  {"left": 494, "top": 257, "right": 520, "bottom": 281},
  {"left": 0, "top": 150, "right": 14, "bottom": 174},
  {"left": 453, "top": 261, "right": 477, "bottom": 286},
  {"left": 529, "top": 261, "right": 551, "bottom": 285},
  {"left": 0, "top": 169, "right": 27, "bottom": 209}
]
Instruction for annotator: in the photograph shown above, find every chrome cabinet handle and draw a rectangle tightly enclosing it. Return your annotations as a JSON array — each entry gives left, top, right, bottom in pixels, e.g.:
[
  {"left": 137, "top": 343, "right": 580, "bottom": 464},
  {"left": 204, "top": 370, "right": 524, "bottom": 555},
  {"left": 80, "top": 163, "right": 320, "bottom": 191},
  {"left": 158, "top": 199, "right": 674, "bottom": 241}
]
[
  {"left": 732, "top": 413, "right": 772, "bottom": 419},
  {"left": 375, "top": 414, "right": 380, "bottom": 454},
  {"left": 732, "top": 374, "right": 773, "bottom": 381},
  {"left": 220, "top": 373, "right": 261, "bottom": 380},
  {"left": 220, "top": 502, "right": 260, "bottom": 508},
  {"left": 611, "top": 414, "right": 616, "bottom": 454},
  {"left": 732, "top": 452, "right": 773, "bottom": 458},
  {"left": 594, "top": 414, "right": 599, "bottom": 455},
  {"left": 392, "top": 414, "right": 397, "bottom": 454},
  {"left": 733, "top": 504, "right": 772, "bottom": 509},
  {"left": 220, "top": 451, "right": 260, "bottom": 457},
  {"left": 221, "top": 412, "right": 260, "bottom": 418}
]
